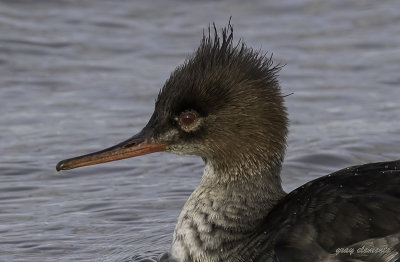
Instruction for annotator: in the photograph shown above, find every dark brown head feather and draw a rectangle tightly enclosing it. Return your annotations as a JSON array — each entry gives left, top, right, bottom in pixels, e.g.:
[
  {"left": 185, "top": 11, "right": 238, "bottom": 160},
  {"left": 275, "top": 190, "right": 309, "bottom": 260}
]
[{"left": 150, "top": 22, "right": 288, "bottom": 181}]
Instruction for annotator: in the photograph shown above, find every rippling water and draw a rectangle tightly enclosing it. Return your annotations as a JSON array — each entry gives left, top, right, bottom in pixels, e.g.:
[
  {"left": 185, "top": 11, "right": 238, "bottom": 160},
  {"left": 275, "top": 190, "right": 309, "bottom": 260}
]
[{"left": 1, "top": 0, "right": 399, "bottom": 261}]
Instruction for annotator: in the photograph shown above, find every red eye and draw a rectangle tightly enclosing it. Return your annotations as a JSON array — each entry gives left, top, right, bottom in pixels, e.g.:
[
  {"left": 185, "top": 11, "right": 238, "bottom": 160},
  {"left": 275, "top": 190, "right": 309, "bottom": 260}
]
[{"left": 180, "top": 111, "right": 197, "bottom": 126}]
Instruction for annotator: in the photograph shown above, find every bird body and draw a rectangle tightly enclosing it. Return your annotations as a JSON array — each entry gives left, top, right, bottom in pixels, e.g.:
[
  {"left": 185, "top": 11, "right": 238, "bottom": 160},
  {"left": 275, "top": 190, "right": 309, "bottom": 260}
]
[{"left": 57, "top": 23, "right": 400, "bottom": 262}]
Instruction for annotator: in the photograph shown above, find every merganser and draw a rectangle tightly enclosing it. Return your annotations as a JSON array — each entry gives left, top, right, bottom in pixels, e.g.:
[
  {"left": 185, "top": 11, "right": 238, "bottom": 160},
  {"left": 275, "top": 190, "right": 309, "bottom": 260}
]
[{"left": 56, "top": 23, "right": 400, "bottom": 262}]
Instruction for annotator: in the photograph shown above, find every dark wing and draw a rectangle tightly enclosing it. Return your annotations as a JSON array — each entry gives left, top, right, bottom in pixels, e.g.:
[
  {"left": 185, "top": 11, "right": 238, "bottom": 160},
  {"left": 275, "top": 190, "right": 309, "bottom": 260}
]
[{"left": 236, "top": 160, "right": 400, "bottom": 262}]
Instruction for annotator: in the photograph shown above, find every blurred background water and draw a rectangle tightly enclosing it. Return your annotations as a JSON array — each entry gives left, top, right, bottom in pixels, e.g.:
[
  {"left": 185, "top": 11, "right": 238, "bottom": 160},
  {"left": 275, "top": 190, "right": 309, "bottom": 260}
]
[{"left": 0, "top": 0, "right": 399, "bottom": 261}]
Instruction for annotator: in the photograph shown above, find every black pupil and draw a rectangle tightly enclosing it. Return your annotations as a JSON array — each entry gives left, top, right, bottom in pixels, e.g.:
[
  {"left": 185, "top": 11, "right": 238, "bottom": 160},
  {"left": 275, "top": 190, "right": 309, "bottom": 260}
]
[{"left": 181, "top": 112, "right": 196, "bottom": 125}]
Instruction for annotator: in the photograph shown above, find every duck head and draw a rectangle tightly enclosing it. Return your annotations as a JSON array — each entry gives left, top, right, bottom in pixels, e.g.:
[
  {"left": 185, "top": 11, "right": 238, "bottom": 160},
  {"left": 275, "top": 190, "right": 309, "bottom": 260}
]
[{"left": 57, "top": 24, "right": 288, "bottom": 183}]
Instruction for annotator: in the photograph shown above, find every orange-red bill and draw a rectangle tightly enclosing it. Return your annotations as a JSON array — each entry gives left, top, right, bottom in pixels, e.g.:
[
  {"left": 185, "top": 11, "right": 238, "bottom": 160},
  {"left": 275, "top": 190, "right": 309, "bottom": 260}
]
[{"left": 56, "top": 135, "right": 167, "bottom": 171}]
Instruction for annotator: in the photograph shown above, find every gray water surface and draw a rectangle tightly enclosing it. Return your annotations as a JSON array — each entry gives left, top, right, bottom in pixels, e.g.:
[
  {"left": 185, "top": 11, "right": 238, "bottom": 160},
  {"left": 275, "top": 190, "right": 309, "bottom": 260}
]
[{"left": 1, "top": 0, "right": 400, "bottom": 261}]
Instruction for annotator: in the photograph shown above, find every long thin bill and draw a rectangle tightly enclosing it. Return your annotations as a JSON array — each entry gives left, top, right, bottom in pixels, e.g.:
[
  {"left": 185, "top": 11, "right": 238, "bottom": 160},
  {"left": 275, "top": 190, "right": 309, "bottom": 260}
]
[{"left": 56, "top": 133, "right": 167, "bottom": 171}]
